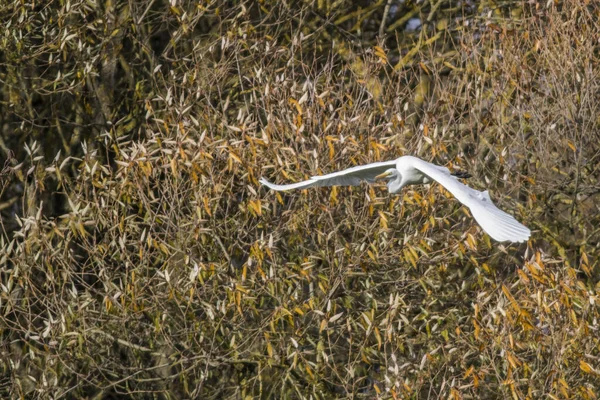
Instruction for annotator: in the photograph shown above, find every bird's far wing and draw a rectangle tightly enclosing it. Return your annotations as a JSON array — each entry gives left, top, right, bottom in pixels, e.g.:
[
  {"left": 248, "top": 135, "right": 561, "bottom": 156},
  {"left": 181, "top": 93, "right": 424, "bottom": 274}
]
[
  {"left": 260, "top": 160, "right": 398, "bottom": 191},
  {"left": 309, "top": 160, "right": 398, "bottom": 186},
  {"left": 412, "top": 158, "right": 531, "bottom": 243},
  {"left": 259, "top": 177, "right": 319, "bottom": 191}
]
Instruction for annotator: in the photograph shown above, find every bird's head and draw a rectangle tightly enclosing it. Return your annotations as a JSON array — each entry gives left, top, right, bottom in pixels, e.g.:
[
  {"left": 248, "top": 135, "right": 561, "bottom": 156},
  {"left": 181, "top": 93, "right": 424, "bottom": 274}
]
[
  {"left": 375, "top": 168, "right": 403, "bottom": 193},
  {"left": 375, "top": 169, "right": 398, "bottom": 180}
]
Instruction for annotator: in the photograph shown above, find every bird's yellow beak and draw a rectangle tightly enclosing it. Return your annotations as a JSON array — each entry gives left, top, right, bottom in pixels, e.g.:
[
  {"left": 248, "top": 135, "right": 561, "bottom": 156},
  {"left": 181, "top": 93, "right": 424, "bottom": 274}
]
[{"left": 375, "top": 171, "right": 393, "bottom": 180}]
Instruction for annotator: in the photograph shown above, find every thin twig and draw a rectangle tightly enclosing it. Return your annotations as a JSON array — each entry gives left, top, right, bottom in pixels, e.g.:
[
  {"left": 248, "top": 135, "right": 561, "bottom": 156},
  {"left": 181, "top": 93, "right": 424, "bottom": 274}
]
[{"left": 379, "top": 0, "right": 394, "bottom": 38}]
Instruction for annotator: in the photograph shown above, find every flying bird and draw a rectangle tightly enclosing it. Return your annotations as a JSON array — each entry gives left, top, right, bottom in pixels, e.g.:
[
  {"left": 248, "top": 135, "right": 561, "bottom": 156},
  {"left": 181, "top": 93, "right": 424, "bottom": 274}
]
[{"left": 260, "top": 156, "right": 530, "bottom": 243}]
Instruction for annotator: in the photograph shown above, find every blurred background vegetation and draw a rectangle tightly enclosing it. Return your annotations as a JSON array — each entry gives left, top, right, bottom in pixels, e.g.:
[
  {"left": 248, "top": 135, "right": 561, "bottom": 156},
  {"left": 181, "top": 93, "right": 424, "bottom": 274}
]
[{"left": 1, "top": 0, "right": 599, "bottom": 398}]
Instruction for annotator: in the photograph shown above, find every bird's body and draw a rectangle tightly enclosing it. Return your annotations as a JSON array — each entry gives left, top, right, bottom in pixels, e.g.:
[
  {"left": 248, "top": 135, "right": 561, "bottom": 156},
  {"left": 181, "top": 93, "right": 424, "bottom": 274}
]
[
  {"left": 260, "top": 156, "right": 531, "bottom": 243},
  {"left": 393, "top": 156, "right": 433, "bottom": 190}
]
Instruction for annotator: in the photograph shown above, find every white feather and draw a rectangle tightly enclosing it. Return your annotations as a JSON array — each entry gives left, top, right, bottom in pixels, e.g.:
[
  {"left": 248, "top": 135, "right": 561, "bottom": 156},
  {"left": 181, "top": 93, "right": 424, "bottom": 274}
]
[{"left": 260, "top": 156, "right": 530, "bottom": 243}]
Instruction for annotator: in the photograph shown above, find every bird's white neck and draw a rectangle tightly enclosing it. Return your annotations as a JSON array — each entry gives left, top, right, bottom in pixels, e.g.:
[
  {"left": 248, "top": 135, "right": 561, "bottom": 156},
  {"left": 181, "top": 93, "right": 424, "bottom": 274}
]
[{"left": 387, "top": 172, "right": 404, "bottom": 194}]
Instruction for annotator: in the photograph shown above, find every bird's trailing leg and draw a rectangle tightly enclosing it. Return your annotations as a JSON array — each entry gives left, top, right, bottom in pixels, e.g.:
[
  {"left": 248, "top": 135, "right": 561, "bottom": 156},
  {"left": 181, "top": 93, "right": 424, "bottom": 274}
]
[{"left": 451, "top": 171, "right": 471, "bottom": 179}]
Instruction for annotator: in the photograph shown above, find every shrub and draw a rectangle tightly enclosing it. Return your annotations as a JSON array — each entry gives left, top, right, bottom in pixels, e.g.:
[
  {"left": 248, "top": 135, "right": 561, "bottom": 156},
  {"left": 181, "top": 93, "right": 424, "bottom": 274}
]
[{"left": 1, "top": 0, "right": 599, "bottom": 398}]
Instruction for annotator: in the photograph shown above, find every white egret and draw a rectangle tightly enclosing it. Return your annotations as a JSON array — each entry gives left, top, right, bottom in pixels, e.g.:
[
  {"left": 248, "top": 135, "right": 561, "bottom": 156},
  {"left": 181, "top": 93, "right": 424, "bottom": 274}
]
[{"left": 260, "top": 156, "right": 530, "bottom": 243}]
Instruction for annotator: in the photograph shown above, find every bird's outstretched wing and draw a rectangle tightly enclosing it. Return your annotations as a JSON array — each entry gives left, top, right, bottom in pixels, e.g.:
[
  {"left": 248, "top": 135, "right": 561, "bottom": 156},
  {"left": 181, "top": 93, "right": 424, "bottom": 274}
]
[
  {"left": 411, "top": 158, "right": 530, "bottom": 243},
  {"left": 260, "top": 160, "right": 398, "bottom": 191}
]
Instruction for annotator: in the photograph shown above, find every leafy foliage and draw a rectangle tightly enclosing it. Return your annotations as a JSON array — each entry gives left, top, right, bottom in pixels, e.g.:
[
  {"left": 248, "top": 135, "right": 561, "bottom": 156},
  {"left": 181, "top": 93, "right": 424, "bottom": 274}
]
[{"left": 1, "top": 0, "right": 599, "bottom": 398}]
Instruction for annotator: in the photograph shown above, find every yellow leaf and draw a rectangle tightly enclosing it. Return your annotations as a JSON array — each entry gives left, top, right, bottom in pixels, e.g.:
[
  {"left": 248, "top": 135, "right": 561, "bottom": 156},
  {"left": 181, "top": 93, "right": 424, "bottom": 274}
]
[
  {"left": 77, "top": 222, "right": 87, "bottom": 237},
  {"left": 374, "top": 45, "right": 386, "bottom": 57},
  {"left": 170, "top": 157, "right": 178, "bottom": 175},
  {"left": 288, "top": 97, "right": 302, "bottom": 114},
  {"left": 464, "top": 365, "right": 474, "bottom": 378},
  {"left": 404, "top": 248, "right": 417, "bottom": 268},
  {"left": 319, "top": 319, "right": 327, "bottom": 333},
  {"left": 408, "top": 246, "right": 419, "bottom": 263},
  {"left": 203, "top": 197, "right": 212, "bottom": 217},
  {"left": 367, "top": 250, "right": 376, "bottom": 262},
  {"left": 159, "top": 243, "right": 169, "bottom": 255},
  {"left": 580, "top": 360, "right": 595, "bottom": 374},
  {"left": 516, "top": 269, "right": 530, "bottom": 284},
  {"left": 506, "top": 352, "right": 521, "bottom": 368},
  {"left": 305, "top": 363, "right": 314, "bottom": 379},
  {"left": 266, "top": 342, "right": 273, "bottom": 358},
  {"left": 450, "top": 387, "right": 461, "bottom": 400},
  {"left": 229, "top": 150, "right": 242, "bottom": 164},
  {"left": 581, "top": 252, "right": 589, "bottom": 265},
  {"left": 248, "top": 200, "right": 262, "bottom": 216},
  {"left": 330, "top": 186, "right": 338, "bottom": 206},
  {"left": 472, "top": 319, "right": 480, "bottom": 340},
  {"left": 378, "top": 211, "right": 388, "bottom": 229},
  {"left": 466, "top": 233, "right": 477, "bottom": 251},
  {"left": 374, "top": 327, "right": 382, "bottom": 350},
  {"left": 502, "top": 285, "right": 516, "bottom": 303},
  {"left": 536, "top": 251, "right": 545, "bottom": 270},
  {"left": 481, "top": 263, "right": 491, "bottom": 274},
  {"left": 327, "top": 140, "right": 335, "bottom": 160}
]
